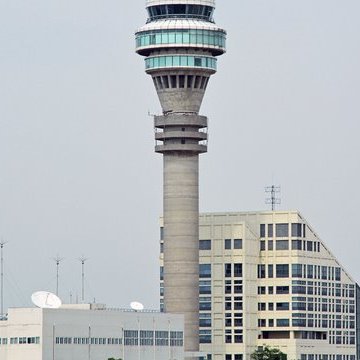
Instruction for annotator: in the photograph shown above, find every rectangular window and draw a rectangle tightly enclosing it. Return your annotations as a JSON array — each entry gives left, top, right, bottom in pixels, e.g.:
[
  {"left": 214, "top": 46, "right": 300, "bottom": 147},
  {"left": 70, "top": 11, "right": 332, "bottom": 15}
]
[
  {"left": 276, "top": 286, "right": 289, "bottom": 294},
  {"left": 291, "top": 239, "right": 302, "bottom": 250},
  {"left": 258, "top": 286, "right": 266, "bottom": 295},
  {"left": 276, "top": 223, "right": 289, "bottom": 237},
  {"left": 335, "top": 267, "right": 341, "bottom": 281},
  {"left": 292, "top": 302, "right": 306, "bottom": 310},
  {"left": 292, "top": 319, "right": 306, "bottom": 327},
  {"left": 234, "top": 286, "right": 242, "bottom": 294},
  {"left": 199, "top": 264, "right": 211, "bottom": 278},
  {"left": 224, "top": 239, "right": 231, "bottom": 249},
  {"left": 224, "top": 264, "right": 232, "bottom": 277},
  {"left": 258, "top": 265, "right": 266, "bottom": 278},
  {"left": 291, "top": 223, "right": 302, "bottom": 237},
  {"left": 234, "top": 239, "right": 242, "bottom": 249},
  {"left": 268, "top": 240, "right": 273, "bottom": 250},
  {"left": 292, "top": 264, "right": 302, "bottom": 278},
  {"left": 180, "top": 56, "right": 188, "bottom": 66},
  {"left": 307, "top": 241, "right": 313, "bottom": 251},
  {"left": 321, "top": 266, "right": 327, "bottom": 280},
  {"left": 276, "top": 319, "right": 289, "bottom": 327},
  {"left": 268, "top": 264, "right": 273, "bottom": 278},
  {"left": 160, "top": 227, "right": 164, "bottom": 240},
  {"left": 199, "top": 280, "right": 211, "bottom": 294},
  {"left": 268, "top": 224, "right": 274, "bottom": 237},
  {"left": 234, "top": 264, "right": 242, "bottom": 277},
  {"left": 199, "top": 240, "right": 211, "bottom": 250},
  {"left": 199, "top": 297, "right": 212, "bottom": 311},
  {"left": 276, "top": 264, "right": 289, "bottom": 278},
  {"left": 307, "top": 265, "right": 313, "bottom": 279},
  {"left": 276, "top": 240, "right": 289, "bottom": 250},
  {"left": 260, "top": 224, "right": 266, "bottom": 237},
  {"left": 276, "top": 302, "right": 289, "bottom": 311},
  {"left": 194, "top": 57, "right": 202, "bottom": 67},
  {"left": 260, "top": 240, "right": 266, "bottom": 251}
]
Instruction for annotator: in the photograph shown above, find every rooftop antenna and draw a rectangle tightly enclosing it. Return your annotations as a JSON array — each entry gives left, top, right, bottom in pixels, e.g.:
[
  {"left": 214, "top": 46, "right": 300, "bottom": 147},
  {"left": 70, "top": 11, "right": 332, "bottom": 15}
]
[
  {"left": 265, "top": 185, "right": 281, "bottom": 211},
  {"left": 78, "top": 256, "right": 88, "bottom": 303},
  {"left": 0, "top": 239, "right": 7, "bottom": 319},
  {"left": 52, "top": 255, "right": 64, "bottom": 296}
]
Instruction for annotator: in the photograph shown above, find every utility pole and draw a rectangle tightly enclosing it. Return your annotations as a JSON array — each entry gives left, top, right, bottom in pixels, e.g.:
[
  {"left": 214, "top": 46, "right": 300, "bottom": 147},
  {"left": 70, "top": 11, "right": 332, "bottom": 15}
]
[
  {"left": 0, "top": 240, "right": 7, "bottom": 319},
  {"left": 78, "top": 256, "right": 88, "bottom": 303},
  {"left": 52, "top": 255, "right": 64, "bottom": 296}
]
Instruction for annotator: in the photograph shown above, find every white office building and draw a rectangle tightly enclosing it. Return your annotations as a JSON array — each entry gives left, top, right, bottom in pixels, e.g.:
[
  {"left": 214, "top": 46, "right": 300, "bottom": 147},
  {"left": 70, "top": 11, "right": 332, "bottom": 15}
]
[
  {"left": 0, "top": 303, "right": 184, "bottom": 360},
  {"left": 160, "top": 211, "right": 358, "bottom": 360}
]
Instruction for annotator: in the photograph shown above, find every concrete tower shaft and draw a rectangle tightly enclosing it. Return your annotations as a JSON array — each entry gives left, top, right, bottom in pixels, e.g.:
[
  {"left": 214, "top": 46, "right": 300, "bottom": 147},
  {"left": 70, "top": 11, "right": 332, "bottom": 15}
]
[{"left": 136, "top": 2, "right": 226, "bottom": 358}]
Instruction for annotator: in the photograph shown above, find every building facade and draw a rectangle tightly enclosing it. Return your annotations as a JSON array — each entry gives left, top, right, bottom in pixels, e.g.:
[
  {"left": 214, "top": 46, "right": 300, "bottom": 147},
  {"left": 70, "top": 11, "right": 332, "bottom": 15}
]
[
  {"left": 0, "top": 303, "right": 184, "bottom": 360},
  {"left": 160, "top": 211, "right": 358, "bottom": 360}
]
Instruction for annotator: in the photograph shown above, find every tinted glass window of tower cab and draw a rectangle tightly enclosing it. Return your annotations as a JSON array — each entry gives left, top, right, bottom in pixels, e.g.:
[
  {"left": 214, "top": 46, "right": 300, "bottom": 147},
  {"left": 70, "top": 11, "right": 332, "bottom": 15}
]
[{"left": 147, "top": 5, "right": 214, "bottom": 21}]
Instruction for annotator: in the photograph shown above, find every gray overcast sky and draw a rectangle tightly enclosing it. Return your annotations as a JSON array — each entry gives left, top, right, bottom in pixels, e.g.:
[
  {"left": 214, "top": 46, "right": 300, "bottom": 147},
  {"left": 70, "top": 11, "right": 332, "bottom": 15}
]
[{"left": 0, "top": 0, "right": 359, "bottom": 310}]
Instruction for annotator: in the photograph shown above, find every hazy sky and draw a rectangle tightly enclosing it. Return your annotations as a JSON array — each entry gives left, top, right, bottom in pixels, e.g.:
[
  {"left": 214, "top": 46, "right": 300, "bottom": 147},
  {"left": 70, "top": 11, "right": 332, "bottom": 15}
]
[{"left": 0, "top": 0, "right": 359, "bottom": 311}]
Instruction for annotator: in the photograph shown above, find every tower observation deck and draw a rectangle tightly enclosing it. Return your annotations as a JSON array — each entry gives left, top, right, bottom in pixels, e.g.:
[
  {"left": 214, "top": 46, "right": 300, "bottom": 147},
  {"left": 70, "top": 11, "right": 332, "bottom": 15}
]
[{"left": 136, "top": 1, "right": 226, "bottom": 358}]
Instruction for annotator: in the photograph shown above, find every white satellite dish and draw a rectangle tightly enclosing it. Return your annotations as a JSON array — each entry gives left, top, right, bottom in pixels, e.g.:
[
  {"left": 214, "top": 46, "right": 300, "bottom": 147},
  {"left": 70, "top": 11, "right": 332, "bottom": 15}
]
[
  {"left": 130, "top": 301, "right": 144, "bottom": 311},
  {"left": 31, "top": 291, "right": 62, "bottom": 309}
]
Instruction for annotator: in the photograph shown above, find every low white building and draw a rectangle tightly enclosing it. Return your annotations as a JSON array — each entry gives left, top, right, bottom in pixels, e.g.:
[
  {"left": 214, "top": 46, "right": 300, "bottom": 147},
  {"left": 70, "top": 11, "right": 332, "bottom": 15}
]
[{"left": 0, "top": 303, "right": 184, "bottom": 360}]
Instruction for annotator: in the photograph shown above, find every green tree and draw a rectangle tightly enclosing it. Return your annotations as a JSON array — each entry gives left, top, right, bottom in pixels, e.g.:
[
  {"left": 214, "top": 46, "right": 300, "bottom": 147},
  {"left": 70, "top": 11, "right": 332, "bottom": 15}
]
[{"left": 251, "top": 346, "right": 287, "bottom": 360}]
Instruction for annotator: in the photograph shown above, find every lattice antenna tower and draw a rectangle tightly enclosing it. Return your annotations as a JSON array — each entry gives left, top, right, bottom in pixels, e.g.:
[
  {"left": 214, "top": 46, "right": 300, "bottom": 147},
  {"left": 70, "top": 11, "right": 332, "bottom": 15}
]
[
  {"left": 52, "top": 255, "right": 64, "bottom": 296},
  {"left": 78, "top": 256, "right": 88, "bottom": 303},
  {"left": 0, "top": 239, "right": 7, "bottom": 319},
  {"left": 265, "top": 185, "right": 281, "bottom": 211}
]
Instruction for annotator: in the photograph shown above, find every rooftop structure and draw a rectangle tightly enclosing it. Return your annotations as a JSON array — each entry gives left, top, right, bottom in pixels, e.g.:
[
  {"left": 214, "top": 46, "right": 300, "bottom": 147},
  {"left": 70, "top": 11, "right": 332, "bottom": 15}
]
[
  {"left": 136, "top": 1, "right": 226, "bottom": 359},
  {"left": 0, "top": 303, "right": 184, "bottom": 360}
]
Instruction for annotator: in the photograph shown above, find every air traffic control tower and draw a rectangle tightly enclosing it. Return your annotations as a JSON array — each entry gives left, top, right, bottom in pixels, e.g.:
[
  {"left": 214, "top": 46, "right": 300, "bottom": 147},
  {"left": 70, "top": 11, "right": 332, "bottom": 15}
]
[{"left": 136, "top": 1, "right": 226, "bottom": 358}]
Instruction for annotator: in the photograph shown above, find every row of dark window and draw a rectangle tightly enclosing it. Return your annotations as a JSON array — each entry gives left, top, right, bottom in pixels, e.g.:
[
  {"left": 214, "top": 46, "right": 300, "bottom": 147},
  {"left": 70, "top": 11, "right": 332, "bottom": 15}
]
[
  {"left": 258, "top": 318, "right": 355, "bottom": 334},
  {"left": 260, "top": 239, "right": 321, "bottom": 252},
  {"left": 224, "top": 263, "right": 242, "bottom": 278},
  {"left": 199, "top": 329, "right": 211, "bottom": 343},
  {"left": 153, "top": 75, "right": 209, "bottom": 91},
  {"left": 160, "top": 237, "right": 243, "bottom": 252},
  {"left": 147, "top": 5, "right": 214, "bottom": 22},
  {"left": 258, "top": 300, "right": 355, "bottom": 315},
  {"left": 8, "top": 337, "right": 40, "bottom": 345},
  {"left": 225, "top": 279, "right": 243, "bottom": 295},
  {"left": 160, "top": 264, "right": 215, "bottom": 279},
  {"left": 225, "top": 331, "right": 242, "bottom": 344},
  {"left": 257, "top": 264, "right": 342, "bottom": 282},
  {"left": 301, "top": 354, "right": 355, "bottom": 360},
  {"left": 258, "top": 282, "right": 354, "bottom": 298},
  {"left": 199, "top": 238, "right": 242, "bottom": 250},
  {"left": 292, "top": 264, "right": 342, "bottom": 282},
  {"left": 225, "top": 355, "right": 243, "bottom": 360},
  {"left": 260, "top": 223, "right": 306, "bottom": 238}
]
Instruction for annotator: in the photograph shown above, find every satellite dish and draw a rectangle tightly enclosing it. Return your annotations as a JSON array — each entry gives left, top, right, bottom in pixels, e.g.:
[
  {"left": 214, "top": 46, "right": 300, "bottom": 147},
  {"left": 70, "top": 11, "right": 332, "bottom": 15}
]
[
  {"left": 130, "top": 301, "right": 144, "bottom": 311},
  {"left": 31, "top": 291, "right": 62, "bottom": 309}
]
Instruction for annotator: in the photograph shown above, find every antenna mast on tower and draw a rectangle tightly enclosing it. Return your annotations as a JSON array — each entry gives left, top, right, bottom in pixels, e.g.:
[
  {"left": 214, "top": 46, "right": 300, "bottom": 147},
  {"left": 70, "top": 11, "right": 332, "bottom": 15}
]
[
  {"left": 52, "top": 255, "right": 64, "bottom": 296},
  {"left": 265, "top": 185, "right": 281, "bottom": 211},
  {"left": 78, "top": 256, "right": 88, "bottom": 303}
]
